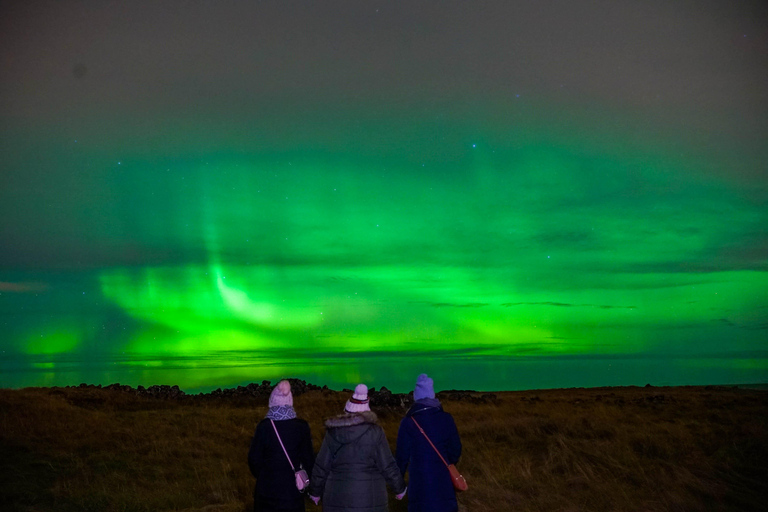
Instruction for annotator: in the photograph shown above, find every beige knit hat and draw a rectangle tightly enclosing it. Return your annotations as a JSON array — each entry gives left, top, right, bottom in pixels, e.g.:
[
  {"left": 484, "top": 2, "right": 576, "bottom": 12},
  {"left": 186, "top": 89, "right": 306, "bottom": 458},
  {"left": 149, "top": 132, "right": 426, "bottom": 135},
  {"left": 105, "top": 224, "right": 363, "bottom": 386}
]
[
  {"left": 269, "top": 380, "right": 293, "bottom": 407},
  {"left": 344, "top": 383, "right": 370, "bottom": 413}
]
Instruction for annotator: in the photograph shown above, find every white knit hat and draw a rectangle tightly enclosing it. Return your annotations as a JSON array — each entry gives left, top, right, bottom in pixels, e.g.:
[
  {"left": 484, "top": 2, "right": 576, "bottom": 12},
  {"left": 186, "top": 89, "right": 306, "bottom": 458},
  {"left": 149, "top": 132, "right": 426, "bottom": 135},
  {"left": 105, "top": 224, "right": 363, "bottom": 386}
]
[
  {"left": 344, "top": 383, "right": 370, "bottom": 413},
  {"left": 269, "top": 380, "right": 293, "bottom": 407}
]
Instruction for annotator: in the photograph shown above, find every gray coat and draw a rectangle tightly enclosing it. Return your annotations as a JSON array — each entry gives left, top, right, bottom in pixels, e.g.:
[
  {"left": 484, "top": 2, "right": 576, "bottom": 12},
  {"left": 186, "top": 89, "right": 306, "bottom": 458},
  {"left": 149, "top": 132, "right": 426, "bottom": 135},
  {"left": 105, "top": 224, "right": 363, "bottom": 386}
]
[{"left": 309, "top": 411, "right": 405, "bottom": 512}]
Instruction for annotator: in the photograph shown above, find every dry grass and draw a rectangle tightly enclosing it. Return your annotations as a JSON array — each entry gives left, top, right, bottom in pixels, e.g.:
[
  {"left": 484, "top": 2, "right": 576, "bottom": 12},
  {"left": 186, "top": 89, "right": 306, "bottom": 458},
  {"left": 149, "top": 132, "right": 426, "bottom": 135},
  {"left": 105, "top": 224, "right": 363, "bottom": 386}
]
[{"left": 1, "top": 385, "right": 766, "bottom": 511}]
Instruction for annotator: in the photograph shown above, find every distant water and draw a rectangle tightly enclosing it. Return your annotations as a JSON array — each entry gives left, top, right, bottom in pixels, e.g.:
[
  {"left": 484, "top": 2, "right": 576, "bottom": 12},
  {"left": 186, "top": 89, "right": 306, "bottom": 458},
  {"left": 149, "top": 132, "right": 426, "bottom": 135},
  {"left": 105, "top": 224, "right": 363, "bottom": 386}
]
[{"left": 2, "top": 348, "right": 766, "bottom": 394}]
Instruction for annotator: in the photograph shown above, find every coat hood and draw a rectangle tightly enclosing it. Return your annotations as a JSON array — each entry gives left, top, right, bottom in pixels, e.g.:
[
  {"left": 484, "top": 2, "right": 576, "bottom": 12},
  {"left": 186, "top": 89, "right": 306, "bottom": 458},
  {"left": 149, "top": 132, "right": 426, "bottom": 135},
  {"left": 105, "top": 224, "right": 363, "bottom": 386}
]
[
  {"left": 325, "top": 411, "right": 379, "bottom": 445},
  {"left": 325, "top": 410, "right": 378, "bottom": 428}
]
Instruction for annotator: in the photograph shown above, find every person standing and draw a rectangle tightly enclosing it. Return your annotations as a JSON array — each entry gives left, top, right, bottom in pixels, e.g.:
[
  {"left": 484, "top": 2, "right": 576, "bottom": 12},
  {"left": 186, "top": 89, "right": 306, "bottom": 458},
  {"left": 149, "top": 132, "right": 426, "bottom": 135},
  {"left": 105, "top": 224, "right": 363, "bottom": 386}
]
[
  {"left": 396, "top": 374, "right": 462, "bottom": 512},
  {"left": 248, "top": 380, "right": 315, "bottom": 512},
  {"left": 308, "top": 383, "right": 406, "bottom": 511}
]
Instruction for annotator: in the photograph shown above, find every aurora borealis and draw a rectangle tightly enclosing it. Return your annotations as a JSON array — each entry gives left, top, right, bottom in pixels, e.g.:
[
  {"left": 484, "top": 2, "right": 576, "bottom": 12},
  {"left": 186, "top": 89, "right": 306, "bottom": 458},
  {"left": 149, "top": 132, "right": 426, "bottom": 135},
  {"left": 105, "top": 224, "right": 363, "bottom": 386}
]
[{"left": 1, "top": 1, "right": 767, "bottom": 392}]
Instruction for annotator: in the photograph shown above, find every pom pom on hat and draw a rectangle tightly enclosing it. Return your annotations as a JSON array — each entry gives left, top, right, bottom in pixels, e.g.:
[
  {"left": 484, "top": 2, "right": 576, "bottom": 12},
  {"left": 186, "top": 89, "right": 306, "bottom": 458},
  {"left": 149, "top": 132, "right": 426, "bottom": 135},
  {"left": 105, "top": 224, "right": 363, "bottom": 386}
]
[
  {"left": 269, "top": 380, "right": 293, "bottom": 407},
  {"left": 344, "top": 383, "right": 370, "bottom": 413},
  {"left": 414, "top": 373, "right": 435, "bottom": 401}
]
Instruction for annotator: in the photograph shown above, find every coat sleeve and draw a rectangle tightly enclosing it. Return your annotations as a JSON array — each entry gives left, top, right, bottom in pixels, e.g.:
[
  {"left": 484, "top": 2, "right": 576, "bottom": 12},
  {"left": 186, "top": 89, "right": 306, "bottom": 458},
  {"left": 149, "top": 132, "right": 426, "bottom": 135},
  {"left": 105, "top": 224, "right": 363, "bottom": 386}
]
[
  {"left": 395, "top": 418, "right": 411, "bottom": 477},
  {"left": 247, "top": 423, "right": 264, "bottom": 478},
  {"left": 300, "top": 422, "right": 315, "bottom": 477},
  {"left": 308, "top": 434, "right": 331, "bottom": 497},
  {"left": 374, "top": 427, "right": 406, "bottom": 494},
  {"left": 446, "top": 414, "right": 462, "bottom": 465}
]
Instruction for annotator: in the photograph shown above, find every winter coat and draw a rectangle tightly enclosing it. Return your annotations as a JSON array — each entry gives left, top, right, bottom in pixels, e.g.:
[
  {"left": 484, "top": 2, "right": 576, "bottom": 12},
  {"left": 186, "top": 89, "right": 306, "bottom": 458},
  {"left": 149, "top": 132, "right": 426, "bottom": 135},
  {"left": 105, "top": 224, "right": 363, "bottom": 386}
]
[
  {"left": 248, "top": 417, "right": 315, "bottom": 512},
  {"left": 396, "top": 403, "right": 462, "bottom": 512},
  {"left": 309, "top": 411, "right": 406, "bottom": 512}
]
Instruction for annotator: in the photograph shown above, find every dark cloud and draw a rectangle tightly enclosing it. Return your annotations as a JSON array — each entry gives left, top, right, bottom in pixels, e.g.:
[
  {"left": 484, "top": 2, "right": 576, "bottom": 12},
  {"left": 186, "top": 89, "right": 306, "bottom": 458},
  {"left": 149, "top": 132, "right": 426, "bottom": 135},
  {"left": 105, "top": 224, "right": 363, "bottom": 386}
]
[
  {"left": 627, "top": 259, "right": 768, "bottom": 274},
  {"left": 532, "top": 230, "right": 597, "bottom": 248},
  {"left": 430, "top": 303, "right": 489, "bottom": 308},
  {"left": 497, "top": 350, "right": 768, "bottom": 361},
  {"left": 712, "top": 318, "right": 768, "bottom": 330},
  {"left": 740, "top": 323, "right": 768, "bottom": 331},
  {"left": 0, "top": 281, "right": 49, "bottom": 293},
  {"left": 502, "top": 302, "right": 636, "bottom": 310}
]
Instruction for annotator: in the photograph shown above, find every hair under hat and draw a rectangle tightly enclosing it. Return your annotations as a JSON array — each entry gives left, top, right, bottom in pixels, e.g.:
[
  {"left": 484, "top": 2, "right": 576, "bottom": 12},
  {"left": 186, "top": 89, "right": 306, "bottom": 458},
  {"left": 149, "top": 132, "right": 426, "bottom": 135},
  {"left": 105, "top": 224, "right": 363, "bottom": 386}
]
[
  {"left": 344, "top": 383, "right": 370, "bottom": 413},
  {"left": 414, "top": 373, "right": 435, "bottom": 401},
  {"left": 269, "top": 380, "right": 293, "bottom": 408}
]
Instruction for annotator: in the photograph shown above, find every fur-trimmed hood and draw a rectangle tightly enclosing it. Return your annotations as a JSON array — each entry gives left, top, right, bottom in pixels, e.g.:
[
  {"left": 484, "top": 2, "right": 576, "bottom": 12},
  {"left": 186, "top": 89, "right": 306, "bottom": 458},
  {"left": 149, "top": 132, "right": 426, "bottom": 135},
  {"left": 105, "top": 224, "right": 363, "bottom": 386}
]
[
  {"left": 324, "top": 411, "right": 380, "bottom": 446},
  {"left": 325, "top": 410, "right": 378, "bottom": 429}
]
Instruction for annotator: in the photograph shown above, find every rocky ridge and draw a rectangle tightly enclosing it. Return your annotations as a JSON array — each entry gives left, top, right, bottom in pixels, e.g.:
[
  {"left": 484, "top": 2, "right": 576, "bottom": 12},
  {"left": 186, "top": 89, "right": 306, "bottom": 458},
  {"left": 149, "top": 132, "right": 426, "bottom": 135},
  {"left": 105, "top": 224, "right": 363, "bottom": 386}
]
[{"left": 54, "top": 380, "right": 498, "bottom": 406}]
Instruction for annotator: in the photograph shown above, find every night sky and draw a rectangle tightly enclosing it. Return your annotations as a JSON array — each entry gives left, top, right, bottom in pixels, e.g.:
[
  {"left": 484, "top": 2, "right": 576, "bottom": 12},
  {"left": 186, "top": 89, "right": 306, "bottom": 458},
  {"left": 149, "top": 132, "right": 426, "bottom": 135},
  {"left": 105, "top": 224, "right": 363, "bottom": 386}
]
[{"left": 1, "top": 1, "right": 767, "bottom": 392}]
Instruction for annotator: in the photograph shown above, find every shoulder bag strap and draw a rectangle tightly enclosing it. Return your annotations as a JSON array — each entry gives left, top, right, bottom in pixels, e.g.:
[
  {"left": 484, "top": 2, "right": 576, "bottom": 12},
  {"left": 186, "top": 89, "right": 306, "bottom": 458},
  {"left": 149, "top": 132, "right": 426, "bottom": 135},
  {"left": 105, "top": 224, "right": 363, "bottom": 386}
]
[
  {"left": 411, "top": 416, "right": 449, "bottom": 469},
  {"left": 271, "top": 419, "right": 296, "bottom": 471}
]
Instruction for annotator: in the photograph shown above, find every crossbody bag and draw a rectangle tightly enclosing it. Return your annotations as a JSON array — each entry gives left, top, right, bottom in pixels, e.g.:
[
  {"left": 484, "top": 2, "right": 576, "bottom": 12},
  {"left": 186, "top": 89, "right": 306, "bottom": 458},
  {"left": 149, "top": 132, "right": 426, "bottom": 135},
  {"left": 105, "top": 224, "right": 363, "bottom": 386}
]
[
  {"left": 270, "top": 419, "right": 310, "bottom": 491},
  {"left": 411, "top": 416, "right": 468, "bottom": 491}
]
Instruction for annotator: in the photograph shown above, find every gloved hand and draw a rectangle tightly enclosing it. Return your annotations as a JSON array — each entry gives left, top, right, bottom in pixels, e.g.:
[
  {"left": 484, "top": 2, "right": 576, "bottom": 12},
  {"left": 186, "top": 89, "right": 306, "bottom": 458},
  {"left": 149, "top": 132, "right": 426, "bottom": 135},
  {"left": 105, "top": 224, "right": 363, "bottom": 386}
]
[
  {"left": 309, "top": 495, "right": 321, "bottom": 505},
  {"left": 396, "top": 487, "right": 407, "bottom": 500}
]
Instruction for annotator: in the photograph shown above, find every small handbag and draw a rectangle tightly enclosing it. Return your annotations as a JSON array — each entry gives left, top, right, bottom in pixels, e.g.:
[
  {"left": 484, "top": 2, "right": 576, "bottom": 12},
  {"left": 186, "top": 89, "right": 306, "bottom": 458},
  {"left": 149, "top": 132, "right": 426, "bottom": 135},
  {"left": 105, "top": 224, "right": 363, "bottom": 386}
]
[
  {"left": 271, "top": 419, "right": 310, "bottom": 492},
  {"left": 412, "top": 416, "right": 468, "bottom": 492}
]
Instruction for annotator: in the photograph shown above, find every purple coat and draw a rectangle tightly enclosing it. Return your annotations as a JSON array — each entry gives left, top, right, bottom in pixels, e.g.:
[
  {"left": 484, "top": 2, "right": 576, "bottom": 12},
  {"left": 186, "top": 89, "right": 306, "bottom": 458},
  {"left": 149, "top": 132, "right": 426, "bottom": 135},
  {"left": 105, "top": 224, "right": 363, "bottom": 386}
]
[{"left": 396, "top": 402, "right": 462, "bottom": 512}]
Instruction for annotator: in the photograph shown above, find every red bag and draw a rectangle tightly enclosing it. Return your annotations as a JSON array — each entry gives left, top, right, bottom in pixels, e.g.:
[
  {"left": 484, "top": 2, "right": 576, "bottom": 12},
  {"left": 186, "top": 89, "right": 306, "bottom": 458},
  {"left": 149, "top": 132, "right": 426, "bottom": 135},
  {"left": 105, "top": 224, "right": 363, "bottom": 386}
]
[
  {"left": 448, "top": 464, "right": 468, "bottom": 492},
  {"left": 412, "top": 417, "right": 468, "bottom": 492}
]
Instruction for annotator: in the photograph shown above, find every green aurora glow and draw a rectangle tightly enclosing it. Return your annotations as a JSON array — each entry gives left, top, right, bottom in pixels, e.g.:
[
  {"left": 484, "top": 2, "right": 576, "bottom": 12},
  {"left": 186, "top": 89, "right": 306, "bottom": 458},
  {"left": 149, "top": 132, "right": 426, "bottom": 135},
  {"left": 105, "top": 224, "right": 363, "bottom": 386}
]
[{"left": 1, "top": 2, "right": 766, "bottom": 392}]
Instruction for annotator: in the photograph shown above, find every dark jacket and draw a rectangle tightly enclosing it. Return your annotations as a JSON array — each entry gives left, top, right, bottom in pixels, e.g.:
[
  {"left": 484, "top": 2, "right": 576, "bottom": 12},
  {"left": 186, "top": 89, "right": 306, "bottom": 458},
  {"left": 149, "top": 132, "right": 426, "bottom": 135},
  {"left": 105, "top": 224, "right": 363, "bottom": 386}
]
[
  {"left": 248, "top": 417, "right": 315, "bottom": 512},
  {"left": 396, "top": 403, "right": 462, "bottom": 512},
  {"left": 309, "top": 411, "right": 406, "bottom": 512}
]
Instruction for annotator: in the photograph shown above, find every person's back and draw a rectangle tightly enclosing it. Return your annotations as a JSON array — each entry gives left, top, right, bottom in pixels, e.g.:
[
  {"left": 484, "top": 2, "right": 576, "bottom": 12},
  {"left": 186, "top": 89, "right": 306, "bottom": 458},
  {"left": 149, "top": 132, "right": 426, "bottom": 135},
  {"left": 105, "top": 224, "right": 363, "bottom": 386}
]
[
  {"left": 396, "top": 374, "right": 462, "bottom": 512},
  {"left": 248, "top": 380, "right": 314, "bottom": 512},
  {"left": 309, "top": 384, "right": 405, "bottom": 512}
]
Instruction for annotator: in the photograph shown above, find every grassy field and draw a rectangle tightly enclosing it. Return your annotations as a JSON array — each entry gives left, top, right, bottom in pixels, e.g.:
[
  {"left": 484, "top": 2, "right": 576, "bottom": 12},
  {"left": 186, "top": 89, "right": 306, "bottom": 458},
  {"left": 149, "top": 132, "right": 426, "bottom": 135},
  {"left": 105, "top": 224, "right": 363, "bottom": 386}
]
[{"left": 1, "top": 384, "right": 766, "bottom": 512}]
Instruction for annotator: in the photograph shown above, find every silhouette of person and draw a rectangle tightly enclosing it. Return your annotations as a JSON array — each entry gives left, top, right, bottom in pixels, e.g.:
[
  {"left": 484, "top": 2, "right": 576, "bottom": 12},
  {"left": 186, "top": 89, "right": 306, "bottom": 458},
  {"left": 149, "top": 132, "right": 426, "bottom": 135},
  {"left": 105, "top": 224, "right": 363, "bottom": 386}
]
[
  {"left": 308, "top": 383, "right": 406, "bottom": 511},
  {"left": 397, "top": 374, "right": 462, "bottom": 512},
  {"left": 248, "top": 380, "right": 315, "bottom": 512}
]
